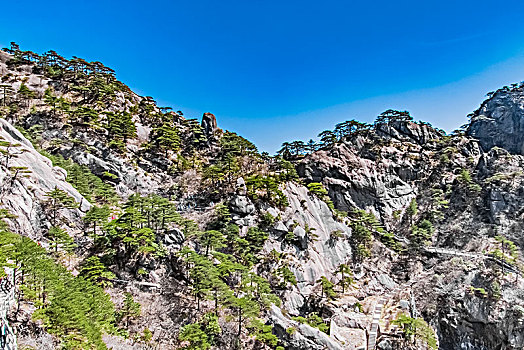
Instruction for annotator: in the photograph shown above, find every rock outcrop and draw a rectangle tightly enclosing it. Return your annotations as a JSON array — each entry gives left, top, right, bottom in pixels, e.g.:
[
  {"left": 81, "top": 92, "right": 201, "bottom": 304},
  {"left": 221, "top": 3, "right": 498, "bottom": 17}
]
[
  {"left": 296, "top": 121, "right": 439, "bottom": 221},
  {"left": 201, "top": 112, "right": 218, "bottom": 140},
  {"left": 0, "top": 119, "right": 90, "bottom": 241},
  {"left": 468, "top": 87, "right": 524, "bottom": 154}
]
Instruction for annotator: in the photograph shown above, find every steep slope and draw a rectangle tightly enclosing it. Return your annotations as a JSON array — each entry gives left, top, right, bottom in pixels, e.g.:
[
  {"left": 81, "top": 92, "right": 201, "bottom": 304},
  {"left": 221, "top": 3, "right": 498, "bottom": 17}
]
[{"left": 0, "top": 118, "right": 89, "bottom": 238}]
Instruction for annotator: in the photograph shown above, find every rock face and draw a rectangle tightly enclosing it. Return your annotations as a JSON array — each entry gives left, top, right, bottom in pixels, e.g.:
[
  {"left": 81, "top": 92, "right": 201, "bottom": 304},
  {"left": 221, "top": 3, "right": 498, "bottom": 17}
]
[
  {"left": 32, "top": 125, "right": 165, "bottom": 199},
  {"left": 0, "top": 119, "right": 90, "bottom": 240},
  {"left": 262, "top": 183, "right": 358, "bottom": 348},
  {"left": 297, "top": 121, "right": 441, "bottom": 222},
  {"left": 230, "top": 195, "right": 255, "bottom": 215},
  {"left": 201, "top": 112, "right": 218, "bottom": 140},
  {"left": 271, "top": 182, "right": 353, "bottom": 292},
  {"left": 468, "top": 87, "right": 524, "bottom": 154},
  {"left": 270, "top": 306, "right": 344, "bottom": 350},
  {"left": 375, "top": 120, "right": 441, "bottom": 145}
]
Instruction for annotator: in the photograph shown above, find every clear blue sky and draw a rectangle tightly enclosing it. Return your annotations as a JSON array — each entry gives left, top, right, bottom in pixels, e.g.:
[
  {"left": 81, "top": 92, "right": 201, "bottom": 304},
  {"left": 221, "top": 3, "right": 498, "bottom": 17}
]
[{"left": 2, "top": 0, "right": 524, "bottom": 153}]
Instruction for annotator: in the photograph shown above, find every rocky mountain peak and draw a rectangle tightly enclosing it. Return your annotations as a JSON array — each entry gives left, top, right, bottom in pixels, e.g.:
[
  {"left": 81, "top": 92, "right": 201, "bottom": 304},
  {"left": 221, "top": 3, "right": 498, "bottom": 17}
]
[
  {"left": 467, "top": 84, "right": 524, "bottom": 154},
  {"left": 374, "top": 119, "right": 443, "bottom": 145}
]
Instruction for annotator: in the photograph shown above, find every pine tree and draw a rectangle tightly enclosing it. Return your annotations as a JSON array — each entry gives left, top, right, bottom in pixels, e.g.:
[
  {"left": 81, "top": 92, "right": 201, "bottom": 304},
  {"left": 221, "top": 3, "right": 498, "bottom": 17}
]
[
  {"left": 17, "top": 83, "right": 35, "bottom": 107},
  {"left": 406, "top": 198, "right": 418, "bottom": 225},
  {"left": 79, "top": 256, "right": 116, "bottom": 288},
  {"left": 245, "top": 227, "right": 268, "bottom": 254},
  {"left": 335, "top": 263, "right": 353, "bottom": 293},
  {"left": 187, "top": 253, "right": 216, "bottom": 310},
  {"left": 149, "top": 120, "right": 181, "bottom": 156},
  {"left": 410, "top": 220, "right": 434, "bottom": 248},
  {"left": 392, "top": 313, "right": 437, "bottom": 349},
  {"left": 179, "top": 323, "right": 210, "bottom": 350},
  {"left": 119, "top": 292, "right": 141, "bottom": 328},
  {"left": 48, "top": 226, "right": 75, "bottom": 253},
  {"left": 198, "top": 230, "right": 226, "bottom": 257},
  {"left": 228, "top": 295, "right": 260, "bottom": 338},
  {"left": 84, "top": 205, "right": 111, "bottom": 237},
  {"left": 44, "top": 187, "right": 78, "bottom": 226},
  {"left": 317, "top": 276, "right": 336, "bottom": 300},
  {"left": 0, "top": 136, "right": 28, "bottom": 168}
]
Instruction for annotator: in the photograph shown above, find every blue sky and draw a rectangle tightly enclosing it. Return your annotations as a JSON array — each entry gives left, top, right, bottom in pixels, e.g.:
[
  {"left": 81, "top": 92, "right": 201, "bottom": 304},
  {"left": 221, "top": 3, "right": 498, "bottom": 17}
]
[{"left": 2, "top": 0, "right": 524, "bottom": 153}]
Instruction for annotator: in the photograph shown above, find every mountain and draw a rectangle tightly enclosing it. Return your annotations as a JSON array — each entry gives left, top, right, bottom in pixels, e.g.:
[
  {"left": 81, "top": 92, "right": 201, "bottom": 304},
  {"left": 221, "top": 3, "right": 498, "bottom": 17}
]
[{"left": 1, "top": 42, "right": 524, "bottom": 350}]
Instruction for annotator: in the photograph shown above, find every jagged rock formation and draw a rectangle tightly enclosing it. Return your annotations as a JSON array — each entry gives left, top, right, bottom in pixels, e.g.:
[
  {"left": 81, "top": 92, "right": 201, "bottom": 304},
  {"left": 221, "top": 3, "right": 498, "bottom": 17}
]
[
  {"left": 266, "top": 183, "right": 353, "bottom": 310},
  {"left": 468, "top": 85, "right": 524, "bottom": 154},
  {"left": 296, "top": 118, "right": 524, "bottom": 350},
  {"left": 297, "top": 121, "right": 442, "bottom": 222}
]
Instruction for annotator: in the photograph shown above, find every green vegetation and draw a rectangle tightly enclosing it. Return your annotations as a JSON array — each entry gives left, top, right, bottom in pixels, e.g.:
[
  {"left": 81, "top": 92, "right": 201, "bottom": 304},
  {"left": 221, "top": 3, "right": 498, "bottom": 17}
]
[
  {"left": 118, "top": 292, "right": 141, "bottom": 328},
  {"left": 348, "top": 209, "right": 381, "bottom": 260},
  {"left": 0, "top": 221, "right": 116, "bottom": 349},
  {"left": 246, "top": 174, "right": 289, "bottom": 207},
  {"left": 346, "top": 209, "right": 405, "bottom": 255},
  {"left": 410, "top": 220, "right": 434, "bottom": 248},
  {"left": 485, "top": 171, "right": 523, "bottom": 185},
  {"left": 42, "top": 152, "right": 118, "bottom": 204},
  {"left": 91, "top": 194, "right": 180, "bottom": 265},
  {"left": 307, "top": 182, "right": 334, "bottom": 210},
  {"left": 374, "top": 109, "right": 413, "bottom": 124},
  {"left": 292, "top": 312, "right": 328, "bottom": 333},
  {"left": 79, "top": 256, "right": 116, "bottom": 288},
  {"left": 43, "top": 187, "right": 78, "bottom": 226},
  {"left": 48, "top": 226, "right": 75, "bottom": 253},
  {"left": 279, "top": 109, "right": 413, "bottom": 155},
  {"left": 247, "top": 319, "right": 278, "bottom": 348},
  {"left": 173, "top": 203, "right": 282, "bottom": 346},
  {"left": 468, "top": 286, "right": 488, "bottom": 298},
  {"left": 335, "top": 263, "right": 353, "bottom": 293},
  {"left": 179, "top": 313, "right": 221, "bottom": 350},
  {"left": 392, "top": 313, "right": 437, "bottom": 350},
  {"left": 316, "top": 276, "right": 336, "bottom": 300},
  {"left": 276, "top": 265, "right": 297, "bottom": 288},
  {"left": 406, "top": 198, "right": 418, "bottom": 224},
  {"left": 490, "top": 235, "right": 519, "bottom": 273},
  {"left": 458, "top": 169, "right": 482, "bottom": 193},
  {"left": 429, "top": 188, "right": 449, "bottom": 221},
  {"left": 0, "top": 135, "right": 27, "bottom": 167},
  {"left": 147, "top": 116, "right": 181, "bottom": 156}
]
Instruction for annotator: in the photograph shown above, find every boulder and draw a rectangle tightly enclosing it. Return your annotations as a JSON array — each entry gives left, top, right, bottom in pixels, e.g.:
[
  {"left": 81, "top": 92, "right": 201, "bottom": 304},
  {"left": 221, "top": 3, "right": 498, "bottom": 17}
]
[
  {"left": 375, "top": 120, "right": 441, "bottom": 145},
  {"left": 236, "top": 177, "right": 247, "bottom": 195},
  {"left": 293, "top": 225, "right": 308, "bottom": 250},
  {"left": 230, "top": 195, "right": 255, "bottom": 215},
  {"left": 273, "top": 221, "right": 288, "bottom": 234},
  {"left": 201, "top": 112, "right": 217, "bottom": 140},
  {"left": 163, "top": 228, "right": 185, "bottom": 246}
]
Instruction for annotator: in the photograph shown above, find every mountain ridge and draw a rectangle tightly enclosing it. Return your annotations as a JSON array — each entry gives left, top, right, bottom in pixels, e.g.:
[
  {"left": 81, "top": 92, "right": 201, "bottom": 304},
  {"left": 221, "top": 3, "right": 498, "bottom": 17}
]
[{"left": 0, "top": 42, "right": 523, "bottom": 350}]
